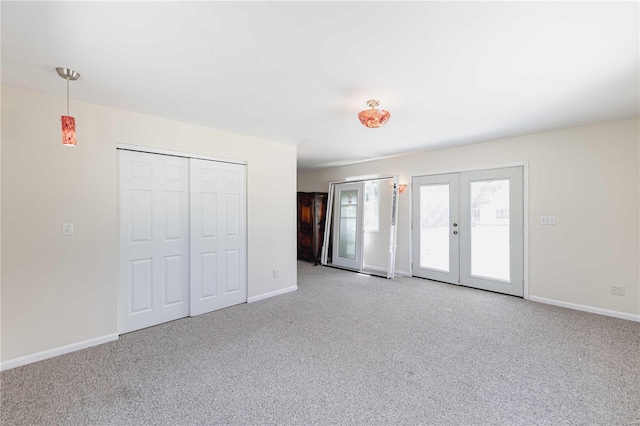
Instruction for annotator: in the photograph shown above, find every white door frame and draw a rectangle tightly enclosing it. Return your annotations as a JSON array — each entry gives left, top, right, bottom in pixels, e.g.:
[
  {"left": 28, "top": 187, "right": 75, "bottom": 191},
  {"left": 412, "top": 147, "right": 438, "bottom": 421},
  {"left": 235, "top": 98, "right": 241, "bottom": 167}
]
[
  {"left": 116, "top": 144, "right": 248, "bottom": 334},
  {"left": 410, "top": 162, "right": 529, "bottom": 299},
  {"left": 321, "top": 175, "right": 399, "bottom": 279},
  {"left": 117, "top": 144, "right": 247, "bottom": 165}
]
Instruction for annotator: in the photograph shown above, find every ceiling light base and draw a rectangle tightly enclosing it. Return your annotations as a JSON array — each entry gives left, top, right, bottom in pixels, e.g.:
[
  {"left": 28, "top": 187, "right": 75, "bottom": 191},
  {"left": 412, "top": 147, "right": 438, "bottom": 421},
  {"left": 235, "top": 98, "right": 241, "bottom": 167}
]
[{"left": 56, "top": 68, "right": 80, "bottom": 81}]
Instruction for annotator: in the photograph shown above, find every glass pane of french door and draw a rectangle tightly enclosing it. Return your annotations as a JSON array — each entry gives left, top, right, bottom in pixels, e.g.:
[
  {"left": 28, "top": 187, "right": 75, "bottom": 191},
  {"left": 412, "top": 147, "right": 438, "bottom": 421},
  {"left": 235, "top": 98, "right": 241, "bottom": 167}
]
[
  {"left": 420, "top": 184, "right": 450, "bottom": 272},
  {"left": 411, "top": 173, "right": 459, "bottom": 284},
  {"left": 469, "top": 179, "right": 510, "bottom": 281},
  {"left": 338, "top": 189, "right": 358, "bottom": 260}
]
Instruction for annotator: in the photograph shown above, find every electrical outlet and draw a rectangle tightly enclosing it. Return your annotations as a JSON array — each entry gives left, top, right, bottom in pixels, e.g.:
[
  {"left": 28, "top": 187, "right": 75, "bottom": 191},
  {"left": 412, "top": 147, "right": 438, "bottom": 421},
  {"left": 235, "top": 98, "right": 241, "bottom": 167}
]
[
  {"left": 610, "top": 285, "right": 625, "bottom": 296},
  {"left": 540, "top": 216, "right": 556, "bottom": 225},
  {"left": 62, "top": 223, "right": 74, "bottom": 236},
  {"left": 273, "top": 269, "right": 279, "bottom": 279}
]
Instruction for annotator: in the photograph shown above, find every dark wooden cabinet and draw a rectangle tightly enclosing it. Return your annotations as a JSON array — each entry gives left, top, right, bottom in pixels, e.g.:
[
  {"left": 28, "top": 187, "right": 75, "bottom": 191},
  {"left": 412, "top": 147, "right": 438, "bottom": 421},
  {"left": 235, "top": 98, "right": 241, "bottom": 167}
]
[{"left": 297, "top": 192, "right": 328, "bottom": 264}]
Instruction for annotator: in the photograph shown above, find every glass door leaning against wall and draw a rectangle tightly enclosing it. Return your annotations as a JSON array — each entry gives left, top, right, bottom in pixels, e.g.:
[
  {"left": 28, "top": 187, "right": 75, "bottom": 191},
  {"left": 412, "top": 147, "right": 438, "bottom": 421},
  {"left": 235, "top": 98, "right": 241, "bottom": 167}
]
[{"left": 331, "top": 182, "right": 365, "bottom": 270}]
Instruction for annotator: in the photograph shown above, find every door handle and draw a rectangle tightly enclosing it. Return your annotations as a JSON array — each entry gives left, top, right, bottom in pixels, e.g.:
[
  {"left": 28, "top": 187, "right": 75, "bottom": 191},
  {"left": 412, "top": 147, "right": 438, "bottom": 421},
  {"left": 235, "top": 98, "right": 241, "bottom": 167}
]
[
  {"left": 453, "top": 223, "right": 458, "bottom": 227},
  {"left": 453, "top": 230, "right": 458, "bottom": 235}
]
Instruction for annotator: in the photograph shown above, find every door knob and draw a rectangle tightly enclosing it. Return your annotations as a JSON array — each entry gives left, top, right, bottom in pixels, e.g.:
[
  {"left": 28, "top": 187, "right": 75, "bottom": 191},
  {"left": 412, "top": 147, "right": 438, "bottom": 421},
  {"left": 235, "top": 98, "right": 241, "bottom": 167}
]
[
  {"left": 453, "top": 223, "right": 458, "bottom": 227},
  {"left": 453, "top": 230, "right": 458, "bottom": 235}
]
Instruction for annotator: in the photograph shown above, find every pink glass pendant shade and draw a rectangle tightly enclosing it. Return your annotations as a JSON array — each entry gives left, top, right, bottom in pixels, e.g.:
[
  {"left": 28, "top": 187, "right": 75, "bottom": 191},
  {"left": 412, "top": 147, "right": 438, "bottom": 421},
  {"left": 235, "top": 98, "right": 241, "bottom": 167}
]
[
  {"left": 358, "top": 100, "right": 390, "bottom": 128},
  {"left": 61, "top": 115, "right": 76, "bottom": 146},
  {"left": 56, "top": 67, "right": 80, "bottom": 146}
]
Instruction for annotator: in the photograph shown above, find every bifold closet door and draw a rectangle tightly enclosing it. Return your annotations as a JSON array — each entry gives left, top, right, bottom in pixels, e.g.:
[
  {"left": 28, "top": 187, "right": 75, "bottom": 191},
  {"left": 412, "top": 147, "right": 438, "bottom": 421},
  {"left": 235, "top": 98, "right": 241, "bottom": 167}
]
[
  {"left": 190, "top": 159, "right": 247, "bottom": 316},
  {"left": 119, "top": 150, "right": 190, "bottom": 333}
]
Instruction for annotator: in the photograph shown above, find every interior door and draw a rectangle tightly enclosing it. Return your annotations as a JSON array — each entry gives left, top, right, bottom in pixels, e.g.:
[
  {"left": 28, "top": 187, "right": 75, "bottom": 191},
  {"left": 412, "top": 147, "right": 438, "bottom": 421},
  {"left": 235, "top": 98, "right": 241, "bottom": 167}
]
[
  {"left": 459, "top": 167, "right": 524, "bottom": 296},
  {"left": 411, "top": 173, "right": 460, "bottom": 283},
  {"left": 119, "top": 150, "right": 190, "bottom": 333},
  {"left": 412, "top": 167, "right": 524, "bottom": 297},
  {"left": 332, "top": 182, "right": 364, "bottom": 270},
  {"left": 190, "top": 158, "right": 247, "bottom": 316}
]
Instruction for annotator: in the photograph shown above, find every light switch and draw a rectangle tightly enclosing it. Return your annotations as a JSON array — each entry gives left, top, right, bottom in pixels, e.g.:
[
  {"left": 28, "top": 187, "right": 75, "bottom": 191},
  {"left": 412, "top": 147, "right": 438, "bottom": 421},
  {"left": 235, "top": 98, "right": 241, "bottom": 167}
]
[
  {"left": 540, "top": 216, "right": 556, "bottom": 225},
  {"left": 62, "top": 223, "right": 74, "bottom": 236}
]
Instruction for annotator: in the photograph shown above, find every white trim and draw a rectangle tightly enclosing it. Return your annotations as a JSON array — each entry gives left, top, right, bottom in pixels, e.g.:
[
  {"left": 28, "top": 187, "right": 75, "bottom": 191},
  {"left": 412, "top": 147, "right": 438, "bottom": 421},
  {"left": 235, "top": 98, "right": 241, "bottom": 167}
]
[
  {"left": 522, "top": 163, "right": 530, "bottom": 299},
  {"left": 320, "top": 184, "right": 335, "bottom": 265},
  {"left": 409, "top": 162, "right": 530, "bottom": 299},
  {"left": 345, "top": 173, "right": 382, "bottom": 181},
  {"left": 410, "top": 162, "right": 530, "bottom": 178},
  {"left": 0, "top": 333, "right": 119, "bottom": 371},
  {"left": 360, "top": 265, "right": 409, "bottom": 279},
  {"left": 408, "top": 179, "right": 413, "bottom": 278},
  {"left": 363, "top": 264, "right": 388, "bottom": 273},
  {"left": 116, "top": 143, "right": 247, "bottom": 165},
  {"left": 529, "top": 296, "right": 640, "bottom": 322},
  {"left": 247, "top": 285, "right": 298, "bottom": 303},
  {"left": 328, "top": 175, "right": 395, "bottom": 185}
]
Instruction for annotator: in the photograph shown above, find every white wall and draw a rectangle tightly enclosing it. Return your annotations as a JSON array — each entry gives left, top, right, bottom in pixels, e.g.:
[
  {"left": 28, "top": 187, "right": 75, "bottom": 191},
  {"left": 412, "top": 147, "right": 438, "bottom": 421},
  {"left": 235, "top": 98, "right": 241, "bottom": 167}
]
[
  {"left": 299, "top": 118, "right": 640, "bottom": 317},
  {"left": 1, "top": 84, "right": 297, "bottom": 362}
]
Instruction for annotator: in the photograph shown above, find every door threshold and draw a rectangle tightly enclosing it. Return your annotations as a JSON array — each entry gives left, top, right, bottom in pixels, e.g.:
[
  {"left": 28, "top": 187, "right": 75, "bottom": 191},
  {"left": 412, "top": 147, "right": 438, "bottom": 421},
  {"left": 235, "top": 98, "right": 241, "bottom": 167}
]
[{"left": 412, "top": 275, "right": 523, "bottom": 298}]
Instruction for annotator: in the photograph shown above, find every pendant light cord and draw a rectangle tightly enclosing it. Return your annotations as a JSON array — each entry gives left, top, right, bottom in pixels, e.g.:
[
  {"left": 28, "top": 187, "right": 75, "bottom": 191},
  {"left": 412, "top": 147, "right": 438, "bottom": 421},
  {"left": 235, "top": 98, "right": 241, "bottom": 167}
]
[{"left": 66, "top": 77, "right": 70, "bottom": 116}]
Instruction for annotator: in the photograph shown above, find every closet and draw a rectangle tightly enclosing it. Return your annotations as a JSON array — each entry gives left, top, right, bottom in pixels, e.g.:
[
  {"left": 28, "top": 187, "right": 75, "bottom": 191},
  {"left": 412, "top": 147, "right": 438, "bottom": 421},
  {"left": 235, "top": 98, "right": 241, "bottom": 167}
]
[{"left": 118, "top": 148, "right": 247, "bottom": 333}]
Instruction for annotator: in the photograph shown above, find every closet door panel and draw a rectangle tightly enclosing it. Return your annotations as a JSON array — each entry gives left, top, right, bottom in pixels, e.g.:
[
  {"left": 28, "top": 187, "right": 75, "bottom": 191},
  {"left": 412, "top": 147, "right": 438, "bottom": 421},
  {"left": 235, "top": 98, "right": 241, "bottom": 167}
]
[
  {"left": 119, "top": 150, "right": 189, "bottom": 333},
  {"left": 190, "top": 159, "right": 247, "bottom": 316}
]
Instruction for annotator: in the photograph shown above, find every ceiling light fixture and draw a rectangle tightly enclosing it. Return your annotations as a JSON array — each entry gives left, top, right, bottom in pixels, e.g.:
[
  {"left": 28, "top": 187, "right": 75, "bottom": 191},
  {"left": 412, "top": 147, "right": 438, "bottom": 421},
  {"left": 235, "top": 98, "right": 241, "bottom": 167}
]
[
  {"left": 56, "top": 67, "right": 80, "bottom": 146},
  {"left": 358, "top": 100, "right": 390, "bottom": 128}
]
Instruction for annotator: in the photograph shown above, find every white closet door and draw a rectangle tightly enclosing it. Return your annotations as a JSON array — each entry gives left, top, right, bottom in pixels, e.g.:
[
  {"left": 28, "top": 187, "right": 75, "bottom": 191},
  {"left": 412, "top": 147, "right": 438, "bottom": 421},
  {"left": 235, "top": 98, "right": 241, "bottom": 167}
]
[
  {"left": 190, "top": 159, "right": 247, "bottom": 316},
  {"left": 119, "top": 150, "right": 190, "bottom": 333}
]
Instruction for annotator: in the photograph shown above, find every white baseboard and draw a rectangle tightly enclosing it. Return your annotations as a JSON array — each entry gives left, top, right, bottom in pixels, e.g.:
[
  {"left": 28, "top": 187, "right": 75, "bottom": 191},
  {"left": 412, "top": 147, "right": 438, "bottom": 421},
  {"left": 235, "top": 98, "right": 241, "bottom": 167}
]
[
  {"left": 362, "top": 265, "right": 412, "bottom": 278},
  {"left": 528, "top": 296, "right": 640, "bottom": 322},
  {"left": 0, "top": 333, "right": 119, "bottom": 372},
  {"left": 363, "top": 265, "right": 387, "bottom": 273},
  {"left": 247, "top": 285, "right": 298, "bottom": 303}
]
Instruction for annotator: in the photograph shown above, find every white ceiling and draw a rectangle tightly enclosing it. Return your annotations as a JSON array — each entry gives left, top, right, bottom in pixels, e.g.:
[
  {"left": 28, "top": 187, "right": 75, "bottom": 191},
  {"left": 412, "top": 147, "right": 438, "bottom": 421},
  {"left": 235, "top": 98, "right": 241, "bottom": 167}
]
[{"left": 2, "top": 2, "right": 638, "bottom": 170}]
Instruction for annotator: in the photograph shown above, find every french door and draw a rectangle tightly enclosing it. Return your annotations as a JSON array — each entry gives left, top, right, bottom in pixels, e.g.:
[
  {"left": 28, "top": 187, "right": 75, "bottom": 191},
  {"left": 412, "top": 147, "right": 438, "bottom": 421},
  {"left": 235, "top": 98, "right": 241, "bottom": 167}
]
[
  {"left": 332, "top": 182, "right": 364, "bottom": 270},
  {"left": 412, "top": 167, "right": 524, "bottom": 297}
]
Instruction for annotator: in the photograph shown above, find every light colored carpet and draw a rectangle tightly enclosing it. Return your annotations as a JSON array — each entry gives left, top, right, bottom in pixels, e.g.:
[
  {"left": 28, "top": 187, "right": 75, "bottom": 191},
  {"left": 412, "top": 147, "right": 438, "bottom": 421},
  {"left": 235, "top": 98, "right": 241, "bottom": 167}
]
[{"left": 1, "top": 262, "right": 639, "bottom": 425}]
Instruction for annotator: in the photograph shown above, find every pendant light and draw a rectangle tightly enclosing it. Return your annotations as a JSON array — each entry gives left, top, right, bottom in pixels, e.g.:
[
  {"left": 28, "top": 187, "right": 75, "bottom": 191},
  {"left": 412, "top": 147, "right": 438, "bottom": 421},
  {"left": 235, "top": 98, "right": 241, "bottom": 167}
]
[
  {"left": 358, "top": 100, "right": 390, "bottom": 128},
  {"left": 56, "top": 67, "right": 80, "bottom": 146}
]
